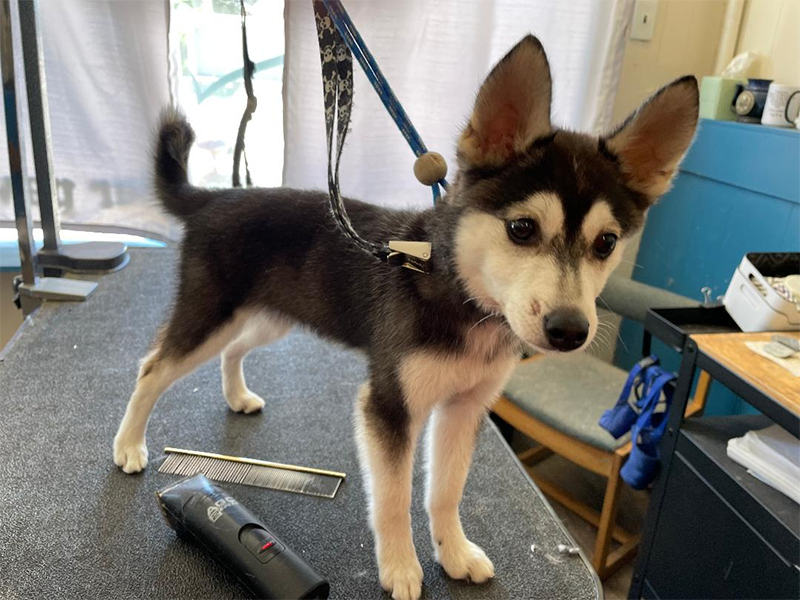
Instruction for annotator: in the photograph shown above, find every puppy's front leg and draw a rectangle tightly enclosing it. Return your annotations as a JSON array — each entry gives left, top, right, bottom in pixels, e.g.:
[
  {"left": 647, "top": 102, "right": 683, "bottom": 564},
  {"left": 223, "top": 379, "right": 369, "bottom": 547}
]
[
  {"left": 355, "top": 381, "right": 427, "bottom": 600},
  {"left": 425, "top": 362, "right": 515, "bottom": 582}
]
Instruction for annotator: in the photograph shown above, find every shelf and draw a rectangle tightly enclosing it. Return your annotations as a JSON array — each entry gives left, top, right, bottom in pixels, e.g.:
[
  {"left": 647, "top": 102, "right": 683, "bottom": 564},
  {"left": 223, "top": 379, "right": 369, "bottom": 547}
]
[
  {"left": 644, "top": 306, "right": 738, "bottom": 351},
  {"left": 678, "top": 415, "right": 799, "bottom": 565}
]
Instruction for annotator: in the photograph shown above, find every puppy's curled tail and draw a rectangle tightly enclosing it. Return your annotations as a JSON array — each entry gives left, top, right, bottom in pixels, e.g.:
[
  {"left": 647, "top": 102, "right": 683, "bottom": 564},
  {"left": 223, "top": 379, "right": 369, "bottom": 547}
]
[{"left": 155, "top": 107, "right": 210, "bottom": 219}]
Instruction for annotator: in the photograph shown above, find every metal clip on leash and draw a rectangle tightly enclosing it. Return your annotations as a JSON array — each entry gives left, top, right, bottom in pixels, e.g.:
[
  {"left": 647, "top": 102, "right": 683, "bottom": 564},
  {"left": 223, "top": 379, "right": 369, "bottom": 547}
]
[{"left": 313, "top": 0, "right": 445, "bottom": 274}]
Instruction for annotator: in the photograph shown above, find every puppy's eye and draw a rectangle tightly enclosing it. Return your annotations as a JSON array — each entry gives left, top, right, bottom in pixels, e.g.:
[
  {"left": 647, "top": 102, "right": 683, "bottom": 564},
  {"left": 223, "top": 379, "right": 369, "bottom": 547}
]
[
  {"left": 593, "top": 233, "right": 617, "bottom": 259},
  {"left": 506, "top": 218, "right": 539, "bottom": 244}
]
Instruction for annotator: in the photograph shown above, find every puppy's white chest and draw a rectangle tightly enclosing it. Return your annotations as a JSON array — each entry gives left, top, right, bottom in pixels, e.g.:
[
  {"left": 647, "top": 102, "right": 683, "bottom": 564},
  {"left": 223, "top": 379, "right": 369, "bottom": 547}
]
[{"left": 399, "top": 323, "right": 515, "bottom": 414}]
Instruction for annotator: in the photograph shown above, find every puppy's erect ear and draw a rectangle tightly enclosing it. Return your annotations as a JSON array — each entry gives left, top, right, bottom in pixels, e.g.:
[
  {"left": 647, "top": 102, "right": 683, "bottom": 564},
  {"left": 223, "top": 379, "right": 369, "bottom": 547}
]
[
  {"left": 458, "top": 35, "right": 552, "bottom": 169},
  {"left": 603, "top": 76, "right": 699, "bottom": 202}
]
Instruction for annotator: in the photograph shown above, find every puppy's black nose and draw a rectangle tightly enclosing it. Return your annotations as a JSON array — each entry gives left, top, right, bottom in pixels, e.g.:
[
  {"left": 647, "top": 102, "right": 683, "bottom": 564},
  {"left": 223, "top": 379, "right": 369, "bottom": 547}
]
[{"left": 544, "top": 309, "right": 589, "bottom": 351}]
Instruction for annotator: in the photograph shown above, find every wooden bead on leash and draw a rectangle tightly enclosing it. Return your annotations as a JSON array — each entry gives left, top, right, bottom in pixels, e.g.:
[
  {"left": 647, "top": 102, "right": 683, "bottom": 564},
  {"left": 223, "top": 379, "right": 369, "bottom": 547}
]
[{"left": 413, "top": 152, "right": 448, "bottom": 186}]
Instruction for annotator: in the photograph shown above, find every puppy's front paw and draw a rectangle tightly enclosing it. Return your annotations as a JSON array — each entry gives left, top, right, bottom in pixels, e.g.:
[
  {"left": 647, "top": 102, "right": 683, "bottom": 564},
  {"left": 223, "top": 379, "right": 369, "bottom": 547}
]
[
  {"left": 113, "top": 437, "right": 149, "bottom": 473},
  {"left": 379, "top": 552, "right": 423, "bottom": 600},
  {"left": 436, "top": 538, "right": 494, "bottom": 583},
  {"left": 226, "top": 390, "right": 265, "bottom": 414}
]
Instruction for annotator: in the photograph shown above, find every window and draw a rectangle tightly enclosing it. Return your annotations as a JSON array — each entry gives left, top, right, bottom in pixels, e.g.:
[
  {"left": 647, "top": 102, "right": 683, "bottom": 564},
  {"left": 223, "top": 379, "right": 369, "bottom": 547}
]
[{"left": 170, "top": 0, "right": 284, "bottom": 188}]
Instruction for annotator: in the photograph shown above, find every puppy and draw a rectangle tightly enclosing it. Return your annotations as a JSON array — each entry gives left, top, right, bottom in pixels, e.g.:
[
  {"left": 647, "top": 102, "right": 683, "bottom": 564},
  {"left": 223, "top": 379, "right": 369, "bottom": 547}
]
[{"left": 114, "top": 35, "right": 698, "bottom": 600}]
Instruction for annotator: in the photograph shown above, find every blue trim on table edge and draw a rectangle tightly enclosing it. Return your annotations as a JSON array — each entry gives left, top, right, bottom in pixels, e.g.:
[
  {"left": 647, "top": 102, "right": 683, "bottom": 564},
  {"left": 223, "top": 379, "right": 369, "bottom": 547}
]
[{"left": 0, "top": 235, "right": 165, "bottom": 272}]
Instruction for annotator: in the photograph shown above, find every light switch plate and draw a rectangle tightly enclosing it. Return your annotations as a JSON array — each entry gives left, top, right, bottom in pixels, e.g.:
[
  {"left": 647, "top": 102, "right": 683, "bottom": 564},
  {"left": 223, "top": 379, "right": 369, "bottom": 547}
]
[{"left": 630, "top": 0, "right": 658, "bottom": 41}]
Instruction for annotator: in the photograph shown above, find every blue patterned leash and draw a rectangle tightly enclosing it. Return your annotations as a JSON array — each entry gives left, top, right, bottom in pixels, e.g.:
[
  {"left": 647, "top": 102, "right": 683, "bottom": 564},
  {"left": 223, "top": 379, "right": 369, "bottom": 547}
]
[
  {"left": 322, "top": 0, "right": 448, "bottom": 204},
  {"left": 313, "top": 1, "right": 434, "bottom": 273}
]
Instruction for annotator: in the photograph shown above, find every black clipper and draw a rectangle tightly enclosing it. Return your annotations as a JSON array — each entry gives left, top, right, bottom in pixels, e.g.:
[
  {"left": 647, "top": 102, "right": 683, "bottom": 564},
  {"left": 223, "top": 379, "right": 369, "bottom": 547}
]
[{"left": 156, "top": 474, "right": 329, "bottom": 599}]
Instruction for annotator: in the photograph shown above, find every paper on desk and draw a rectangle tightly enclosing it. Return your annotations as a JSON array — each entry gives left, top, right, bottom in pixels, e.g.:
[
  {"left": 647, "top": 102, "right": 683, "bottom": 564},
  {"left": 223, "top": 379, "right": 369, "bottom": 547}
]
[
  {"left": 727, "top": 424, "right": 800, "bottom": 505},
  {"left": 745, "top": 342, "right": 800, "bottom": 377}
]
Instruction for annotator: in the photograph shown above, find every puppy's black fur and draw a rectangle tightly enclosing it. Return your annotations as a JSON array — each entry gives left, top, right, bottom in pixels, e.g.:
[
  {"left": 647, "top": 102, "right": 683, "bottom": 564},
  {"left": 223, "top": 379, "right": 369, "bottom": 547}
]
[{"left": 155, "top": 110, "right": 510, "bottom": 442}]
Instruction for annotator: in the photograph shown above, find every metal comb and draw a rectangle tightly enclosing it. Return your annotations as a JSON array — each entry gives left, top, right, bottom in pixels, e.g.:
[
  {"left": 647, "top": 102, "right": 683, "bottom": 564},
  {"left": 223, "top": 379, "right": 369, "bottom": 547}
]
[{"left": 158, "top": 447, "right": 345, "bottom": 499}]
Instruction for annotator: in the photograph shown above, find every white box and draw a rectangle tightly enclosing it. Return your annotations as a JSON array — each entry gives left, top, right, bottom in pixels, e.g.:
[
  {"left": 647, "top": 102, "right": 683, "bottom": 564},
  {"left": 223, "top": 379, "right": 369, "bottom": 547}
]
[{"left": 723, "top": 253, "right": 800, "bottom": 332}]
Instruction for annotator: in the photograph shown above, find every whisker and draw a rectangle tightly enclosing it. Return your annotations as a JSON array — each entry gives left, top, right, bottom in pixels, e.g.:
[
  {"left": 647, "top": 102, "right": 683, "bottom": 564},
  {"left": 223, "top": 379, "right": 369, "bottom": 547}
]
[
  {"left": 615, "top": 259, "right": 643, "bottom": 268},
  {"left": 597, "top": 295, "right": 612, "bottom": 312},
  {"left": 462, "top": 295, "right": 495, "bottom": 305},
  {"left": 594, "top": 331, "right": 611, "bottom": 348},
  {"left": 615, "top": 328, "right": 630, "bottom": 354},
  {"left": 598, "top": 324, "right": 616, "bottom": 336},
  {"left": 468, "top": 312, "right": 500, "bottom": 334},
  {"left": 588, "top": 335, "right": 611, "bottom": 354},
  {"left": 592, "top": 322, "right": 630, "bottom": 355}
]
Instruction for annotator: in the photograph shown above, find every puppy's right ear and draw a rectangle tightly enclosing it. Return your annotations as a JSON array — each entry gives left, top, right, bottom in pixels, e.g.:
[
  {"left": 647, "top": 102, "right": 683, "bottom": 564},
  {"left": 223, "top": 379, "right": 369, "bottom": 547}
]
[{"left": 458, "top": 35, "right": 553, "bottom": 169}]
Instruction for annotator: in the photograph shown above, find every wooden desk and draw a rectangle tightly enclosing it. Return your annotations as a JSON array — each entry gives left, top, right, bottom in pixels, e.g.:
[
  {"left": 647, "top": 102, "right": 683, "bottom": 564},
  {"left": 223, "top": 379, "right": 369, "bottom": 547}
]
[{"left": 692, "top": 332, "right": 800, "bottom": 418}]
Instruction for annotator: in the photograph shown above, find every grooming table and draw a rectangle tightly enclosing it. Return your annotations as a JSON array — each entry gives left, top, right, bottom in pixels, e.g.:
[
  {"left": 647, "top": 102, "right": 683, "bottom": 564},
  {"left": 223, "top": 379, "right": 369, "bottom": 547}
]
[{"left": 0, "top": 248, "right": 601, "bottom": 599}]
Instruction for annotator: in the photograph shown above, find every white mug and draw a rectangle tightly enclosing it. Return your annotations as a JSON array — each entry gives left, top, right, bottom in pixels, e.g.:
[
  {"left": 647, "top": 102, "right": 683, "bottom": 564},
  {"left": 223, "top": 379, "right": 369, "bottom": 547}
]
[{"left": 761, "top": 83, "right": 800, "bottom": 127}]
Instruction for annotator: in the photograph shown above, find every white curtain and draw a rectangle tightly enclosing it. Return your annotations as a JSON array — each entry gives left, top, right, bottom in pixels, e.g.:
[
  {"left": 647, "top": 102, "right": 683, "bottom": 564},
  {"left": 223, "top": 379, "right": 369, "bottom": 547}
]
[
  {"left": 0, "top": 0, "right": 632, "bottom": 238},
  {"left": 283, "top": 0, "right": 633, "bottom": 209},
  {"left": 0, "top": 0, "right": 174, "bottom": 238}
]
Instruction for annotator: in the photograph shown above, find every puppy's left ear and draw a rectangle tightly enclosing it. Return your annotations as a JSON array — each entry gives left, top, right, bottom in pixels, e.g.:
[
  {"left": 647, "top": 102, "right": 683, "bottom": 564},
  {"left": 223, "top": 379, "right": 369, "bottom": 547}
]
[
  {"left": 458, "top": 35, "right": 553, "bottom": 169},
  {"left": 603, "top": 76, "right": 699, "bottom": 202}
]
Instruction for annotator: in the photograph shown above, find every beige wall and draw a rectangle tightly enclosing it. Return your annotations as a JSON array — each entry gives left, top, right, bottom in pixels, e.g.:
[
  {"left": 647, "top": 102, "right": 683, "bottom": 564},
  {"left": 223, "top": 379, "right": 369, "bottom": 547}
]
[
  {"left": 612, "top": 0, "right": 728, "bottom": 126},
  {"left": 610, "top": 0, "right": 728, "bottom": 291},
  {"left": 609, "top": 0, "right": 796, "bottom": 286},
  {"left": 600, "top": 0, "right": 728, "bottom": 362},
  {"left": 735, "top": 0, "right": 800, "bottom": 85}
]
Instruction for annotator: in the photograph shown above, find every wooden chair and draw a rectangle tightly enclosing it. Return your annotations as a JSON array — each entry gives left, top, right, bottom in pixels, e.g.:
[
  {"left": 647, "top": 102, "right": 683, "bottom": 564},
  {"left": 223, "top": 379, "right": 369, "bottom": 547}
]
[{"left": 492, "top": 275, "right": 710, "bottom": 580}]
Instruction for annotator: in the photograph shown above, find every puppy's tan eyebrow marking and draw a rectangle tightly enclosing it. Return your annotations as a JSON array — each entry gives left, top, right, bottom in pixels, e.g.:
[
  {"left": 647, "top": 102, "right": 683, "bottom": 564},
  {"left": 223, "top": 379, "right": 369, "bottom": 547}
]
[
  {"left": 581, "top": 200, "right": 620, "bottom": 240},
  {"left": 507, "top": 192, "right": 564, "bottom": 239}
]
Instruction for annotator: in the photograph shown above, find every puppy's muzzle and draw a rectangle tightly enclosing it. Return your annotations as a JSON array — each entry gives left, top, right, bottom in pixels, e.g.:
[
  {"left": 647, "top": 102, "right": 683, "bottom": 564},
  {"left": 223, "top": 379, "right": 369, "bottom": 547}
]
[{"left": 544, "top": 308, "right": 589, "bottom": 352}]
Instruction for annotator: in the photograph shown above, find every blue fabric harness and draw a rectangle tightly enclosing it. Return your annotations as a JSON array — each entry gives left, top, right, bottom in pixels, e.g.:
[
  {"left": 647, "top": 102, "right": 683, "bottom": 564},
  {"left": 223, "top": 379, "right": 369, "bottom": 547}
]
[{"left": 599, "top": 356, "right": 677, "bottom": 489}]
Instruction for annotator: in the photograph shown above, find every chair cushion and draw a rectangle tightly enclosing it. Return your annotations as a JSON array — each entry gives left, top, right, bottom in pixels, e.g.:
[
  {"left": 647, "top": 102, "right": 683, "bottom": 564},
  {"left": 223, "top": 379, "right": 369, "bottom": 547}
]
[{"left": 502, "top": 354, "right": 632, "bottom": 451}]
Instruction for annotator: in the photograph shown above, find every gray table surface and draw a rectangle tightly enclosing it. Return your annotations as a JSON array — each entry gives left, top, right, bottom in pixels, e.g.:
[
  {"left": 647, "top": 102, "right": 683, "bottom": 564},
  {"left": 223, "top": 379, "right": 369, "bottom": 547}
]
[{"left": 0, "top": 248, "right": 601, "bottom": 599}]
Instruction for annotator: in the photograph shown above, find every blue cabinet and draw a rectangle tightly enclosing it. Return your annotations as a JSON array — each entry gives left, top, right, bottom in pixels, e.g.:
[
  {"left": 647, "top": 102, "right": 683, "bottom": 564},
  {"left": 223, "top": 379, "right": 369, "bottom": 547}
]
[{"left": 616, "top": 119, "right": 800, "bottom": 414}]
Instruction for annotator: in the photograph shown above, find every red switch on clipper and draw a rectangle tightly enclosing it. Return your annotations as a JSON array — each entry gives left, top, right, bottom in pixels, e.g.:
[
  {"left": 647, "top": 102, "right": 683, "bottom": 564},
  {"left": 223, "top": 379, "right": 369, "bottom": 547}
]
[{"left": 240, "top": 525, "right": 285, "bottom": 564}]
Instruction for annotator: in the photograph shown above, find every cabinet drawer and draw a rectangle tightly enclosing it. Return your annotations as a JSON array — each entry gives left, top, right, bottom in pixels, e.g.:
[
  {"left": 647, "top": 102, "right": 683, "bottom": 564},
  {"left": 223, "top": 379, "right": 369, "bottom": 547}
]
[{"left": 645, "top": 451, "right": 798, "bottom": 599}]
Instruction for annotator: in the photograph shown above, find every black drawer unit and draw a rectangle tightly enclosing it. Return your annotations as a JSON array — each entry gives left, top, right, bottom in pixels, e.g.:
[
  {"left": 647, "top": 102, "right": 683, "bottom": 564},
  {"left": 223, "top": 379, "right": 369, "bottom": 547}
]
[
  {"left": 631, "top": 308, "right": 800, "bottom": 600},
  {"left": 642, "top": 416, "right": 799, "bottom": 600}
]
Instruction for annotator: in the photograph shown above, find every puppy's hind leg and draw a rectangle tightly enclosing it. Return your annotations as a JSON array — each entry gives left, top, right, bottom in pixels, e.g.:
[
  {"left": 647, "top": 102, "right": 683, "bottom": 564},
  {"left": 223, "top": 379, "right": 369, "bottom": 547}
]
[
  {"left": 221, "top": 312, "right": 292, "bottom": 414},
  {"left": 355, "top": 381, "right": 427, "bottom": 600},
  {"left": 113, "top": 312, "right": 249, "bottom": 473}
]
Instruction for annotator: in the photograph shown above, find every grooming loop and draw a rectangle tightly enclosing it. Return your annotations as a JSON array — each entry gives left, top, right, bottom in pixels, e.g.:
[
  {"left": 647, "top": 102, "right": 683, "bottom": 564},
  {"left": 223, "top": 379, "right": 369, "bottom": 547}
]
[{"left": 313, "top": 0, "right": 442, "bottom": 273}]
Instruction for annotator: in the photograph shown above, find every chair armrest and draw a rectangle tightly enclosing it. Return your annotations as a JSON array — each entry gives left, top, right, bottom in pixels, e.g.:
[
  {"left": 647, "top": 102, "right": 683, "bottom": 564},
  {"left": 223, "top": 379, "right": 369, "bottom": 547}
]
[{"left": 597, "top": 273, "right": 698, "bottom": 324}]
